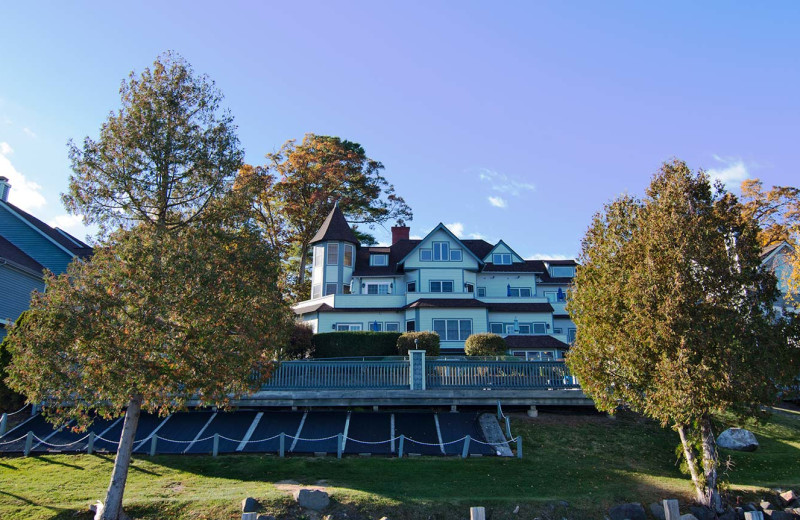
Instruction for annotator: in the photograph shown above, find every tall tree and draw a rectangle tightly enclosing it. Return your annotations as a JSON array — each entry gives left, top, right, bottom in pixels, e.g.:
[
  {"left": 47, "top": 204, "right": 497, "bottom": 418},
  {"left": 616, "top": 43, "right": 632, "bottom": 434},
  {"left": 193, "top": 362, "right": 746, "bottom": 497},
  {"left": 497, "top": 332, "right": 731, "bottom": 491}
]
[
  {"left": 265, "top": 134, "right": 412, "bottom": 289},
  {"left": 567, "top": 160, "right": 798, "bottom": 509},
  {"left": 740, "top": 179, "right": 800, "bottom": 305},
  {"left": 5, "top": 52, "right": 291, "bottom": 520}
]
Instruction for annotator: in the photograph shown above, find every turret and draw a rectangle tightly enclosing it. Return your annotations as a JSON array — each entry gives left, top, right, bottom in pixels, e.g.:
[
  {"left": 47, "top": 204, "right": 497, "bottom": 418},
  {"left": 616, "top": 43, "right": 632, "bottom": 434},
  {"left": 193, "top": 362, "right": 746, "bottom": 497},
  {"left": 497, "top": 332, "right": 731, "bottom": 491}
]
[{"left": 309, "top": 202, "right": 359, "bottom": 299}]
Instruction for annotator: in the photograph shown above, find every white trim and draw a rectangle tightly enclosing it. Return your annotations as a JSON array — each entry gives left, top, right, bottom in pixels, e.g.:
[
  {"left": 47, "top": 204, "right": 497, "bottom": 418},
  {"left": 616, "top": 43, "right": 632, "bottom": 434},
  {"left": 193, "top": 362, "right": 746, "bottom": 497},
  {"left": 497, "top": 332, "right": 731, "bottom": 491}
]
[
  {"left": 290, "top": 412, "right": 308, "bottom": 452},
  {"left": 133, "top": 414, "right": 172, "bottom": 452},
  {"left": 184, "top": 412, "right": 217, "bottom": 454},
  {"left": 236, "top": 412, "right": 263, "bottom": 452}
]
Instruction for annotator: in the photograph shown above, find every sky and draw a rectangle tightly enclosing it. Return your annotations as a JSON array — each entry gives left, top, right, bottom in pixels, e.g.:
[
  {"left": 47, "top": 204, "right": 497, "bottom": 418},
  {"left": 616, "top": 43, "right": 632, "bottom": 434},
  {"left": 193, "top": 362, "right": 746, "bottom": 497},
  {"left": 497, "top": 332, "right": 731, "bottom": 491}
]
[{"left": 1, "top": 2, "right": 798, "bottom": 259}]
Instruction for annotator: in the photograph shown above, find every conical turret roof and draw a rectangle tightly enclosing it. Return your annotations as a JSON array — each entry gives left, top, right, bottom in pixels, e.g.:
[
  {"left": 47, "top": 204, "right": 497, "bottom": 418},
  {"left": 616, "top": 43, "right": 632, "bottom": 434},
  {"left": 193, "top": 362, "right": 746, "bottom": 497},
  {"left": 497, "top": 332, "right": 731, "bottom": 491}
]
[{"left": 310, "top": 202, "right": 359, "bottom": 245}]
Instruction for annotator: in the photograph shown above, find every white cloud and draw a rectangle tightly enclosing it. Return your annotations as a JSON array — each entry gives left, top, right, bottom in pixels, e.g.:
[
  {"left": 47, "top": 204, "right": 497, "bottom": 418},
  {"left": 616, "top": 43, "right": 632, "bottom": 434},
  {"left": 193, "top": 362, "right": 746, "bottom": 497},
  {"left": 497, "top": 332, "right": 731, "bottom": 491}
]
[
  {"left": 467, "top": 232, "right": 488, "bottom": 240},
  {"left": 526, "top": 253, "right": 573, "bottom": 260},
  {"left": 707, "top": 155, "right": 749, "bottom": 191},
  {"left": 478, "top": 168, "right": 536, "bottom": 196},
  {"left": 487, "top": 195, "right": 507, "bottom": 208},
  {"left": 23, "top": 127, "right": 37, "bottom": 139},
  {"left": 48, "top": 214, "right": 85, "bottom": 233},
  {"left": 445, "top": 222, "right": 465, "bottom": 237},
  {"left": 0, "top": 142, "right": 47, "bottom": 211}
]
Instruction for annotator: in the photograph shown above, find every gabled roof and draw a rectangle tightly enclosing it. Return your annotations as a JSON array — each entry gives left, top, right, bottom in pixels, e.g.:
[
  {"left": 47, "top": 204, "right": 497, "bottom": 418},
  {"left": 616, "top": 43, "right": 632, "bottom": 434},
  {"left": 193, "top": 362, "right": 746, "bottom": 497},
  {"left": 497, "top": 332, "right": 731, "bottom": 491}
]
[
  {"left": 761, "top": 241, "right": 794, "bottom": 262},
  {"left": 309, "top": 202, "right": 359, "bottom": 245},
  {"left": 482, "top": 240, "right": 525, "bottom": 263},
  {"left": 0, "top": 200, "right": 92, "bottom": 259},
  {"left": 0, "top": 235, "right": 45, "bottom": 275},
  {"left": 397, "top": 223, "right": 484, "bottom": 266}
]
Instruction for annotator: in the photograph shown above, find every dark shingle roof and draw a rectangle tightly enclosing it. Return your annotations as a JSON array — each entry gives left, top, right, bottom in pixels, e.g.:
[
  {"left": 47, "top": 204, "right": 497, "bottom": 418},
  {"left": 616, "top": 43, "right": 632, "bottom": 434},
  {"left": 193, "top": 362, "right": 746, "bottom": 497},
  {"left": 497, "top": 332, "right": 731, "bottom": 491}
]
[
  {"left": 503, "top": 335, "right": 570, "bottom": 350},
  {"left": 1, "top": 200, "right": 92, "bottom": 258},
  {"left": 404, "top": 298, "right": 487, "bottom": 310},
  {"left": 309, "top": 203, "right": 359, "bottom": 245},
  {"left": 486, "top": 302, "right": 554, "bottom": 313},
  {"left": 0, "top": 235, "right": 45, "bottom": 274}
]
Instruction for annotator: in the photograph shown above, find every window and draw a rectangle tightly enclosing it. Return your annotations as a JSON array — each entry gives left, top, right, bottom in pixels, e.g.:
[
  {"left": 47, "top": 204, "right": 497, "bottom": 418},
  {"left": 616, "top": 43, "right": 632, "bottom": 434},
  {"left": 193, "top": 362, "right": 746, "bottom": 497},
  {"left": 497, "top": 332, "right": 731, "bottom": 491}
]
[
  {"left": 366, "top": 283, "right": 390, "bottom": 295},
  {"left": 532, "top": 323, "right": 547, "bottom": 334},
  {"left": 465, "top": 282, "right": 474, "bottom": 293},
  {"left": 551, "top": 266, "right": 575, "bottom": 278},
  {"left": 406, "top": 320, "right": 416, "bottom": 332},
  {"left": 522, "top": 351, "right": 554, "bottom": 361},
  {"left": 433, "top": 242, "right": 449, "bottom": 261},
  {"left": 568, "top": 328, "right": 577, "bottom": 343},
  {"left": 343, "top": 285, "right": 352, "bottom": 295},
  {"left": 433, "top": 319, "right": 472, "bottom": 341},
  {"left": 450, "top": 249, "right": 462, "bottom": 261},
  {"left": 518, "top": 324, "right": 531, "bottom": 334},
  {"left": 314, "top": 246, "right": 324, "bottom": 267},
  {"left": 544, "top": 291, "right": 557, "bottom": 303},
  {"left": 344, "top": 244, "right": 354, "bottom": 267},
  {"left": 385, "top": 322, "right": 400, "bottom": 332},
  {"left": 505, "top": 324, "right": 515, "bottom": 334},
  {"left": 370, "top": 254, "right": 388, "bottom": 266},
  {"left": 327, "top": 243, "right": 339, "bottom": 265},
  {"left": 508, "top": 287, "right": 532, "bottom": 297},
  {"left": 553, "top": 327, "right": 563, "bottom": 334},
  {"left": 325, "top": 283, "right": 337, "bottom": 295},
  {"left": 430, "top": 280, "right": 454, "bottom": 293},
  {"left": 493, "top": 253, "right": 512, "bottom": 265},
  {"left": 336, "top": 323, "right": 362, "bottom": 331},
  {"left": 477, "top": 287, "right": 486, "bottom": 298},
  {"left": 490, "top": 323, "right": 503, "bottom": 334},
  {"left": 311, "top": 284, "right": 322, "bottom": 299},
  {"left": 407, "top": 281, "right": 416, "bottom": 293},
  {"left": 420, "top": 249, "right": 432, "bottom": 261},
  {"left": 368, "top": 321, "right": 383, "bottom": 331}
]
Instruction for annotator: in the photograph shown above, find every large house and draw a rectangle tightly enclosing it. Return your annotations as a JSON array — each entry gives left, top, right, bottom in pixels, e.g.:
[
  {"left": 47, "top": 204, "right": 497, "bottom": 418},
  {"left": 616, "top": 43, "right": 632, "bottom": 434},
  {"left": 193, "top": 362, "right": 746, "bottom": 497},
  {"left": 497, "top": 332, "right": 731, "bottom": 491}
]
[
  {"left": 293, "top": 204, "right": 577, "bottom": 358},
  {"left": 0, "top": 176, "right": 92, "bottom": 340}
]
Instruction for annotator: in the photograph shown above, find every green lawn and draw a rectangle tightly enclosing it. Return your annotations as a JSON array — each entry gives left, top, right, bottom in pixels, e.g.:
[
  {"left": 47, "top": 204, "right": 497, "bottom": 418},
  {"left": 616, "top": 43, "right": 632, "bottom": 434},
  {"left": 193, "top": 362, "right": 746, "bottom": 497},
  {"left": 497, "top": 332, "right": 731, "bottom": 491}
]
[{"left": 1, "top": 409, "right": 798, "bottom": 520}]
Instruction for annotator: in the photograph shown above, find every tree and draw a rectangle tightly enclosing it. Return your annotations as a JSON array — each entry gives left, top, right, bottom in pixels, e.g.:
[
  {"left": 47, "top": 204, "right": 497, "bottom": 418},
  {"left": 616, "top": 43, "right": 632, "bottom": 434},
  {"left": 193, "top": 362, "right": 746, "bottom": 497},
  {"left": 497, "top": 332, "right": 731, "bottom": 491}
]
[
  {"left": 5, "top": 52, "right": 291, "bottom": 520},
  {"left": 567, "top": 160, "right": 798, "bottom": 509},
  {"left": 265, "top": 134, "right": 412, "bottom": 289},
  {"left": 0, "top": 313, "right": 27, "bottom": 414},
  {"left": 740, "top": 179, "right": 800, "bottom": 305}
]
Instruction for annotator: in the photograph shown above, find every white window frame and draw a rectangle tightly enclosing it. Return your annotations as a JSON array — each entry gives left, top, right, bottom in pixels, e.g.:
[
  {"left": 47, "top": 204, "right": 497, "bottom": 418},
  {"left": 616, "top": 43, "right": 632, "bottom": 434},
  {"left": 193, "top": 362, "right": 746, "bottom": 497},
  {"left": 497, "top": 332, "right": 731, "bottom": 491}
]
[
  {"left": 433, "top": 318, "right": 472, "bottom": 341},
  {"left": 551, "top": 266, "right": 575, "bottom": 278},
  {"left": 325, "top": 283, "right": 337, "bottom": 296},
  {"left": 518, "top": 324, "right": 531, "bottom": 334},
  {"left": 314, "top": 245, "right": 324, "bottom": 267},
  {"left": 366, "top": 283, "right": 390, "bottom": 295},
  {"left": 343, "top": 244, "right": 354, "bottom": 267},
  {"left": 336, "top": 323, "right": 363, "bottom": 331},
  {"left": 450, "top": 249, "right": 462, "bottom": 261},
  {"left": 433, "top": 241, "right": 450, "bottom": 261},
  {"left": 368, "top": 321, "right": 383, "bottom": 332},
  {"left": 493, "top": 253, "right": 512, "bottom": 265},
  {"left": 477, "top": 287, "right": 486, "bottom": 297},
  {"left": 489, "top": 323, "right": 503, "bottom": 334},
  {"left": 385, "top": 322, "right": 400, "bottom": 332},
  {"left": 327, "top": 243, "right": 339, "bottom": 265},
  {"left": 544, "top": 291, "right": 557, "bottom": 303},
  {"left": 311, "top": 284, "right": 322, "bottom": 299},
  {"left": 370, "top": 254, "right": 389, "bottom": 266},
  {"left": 430, "top": 280, "right": 454, "bottom": 293},
  {"left": 532, "top": 323, "right": 547, "bottom": 334},
  {"left": 508, "top": 287, "right": 532, "bottom": 298},
  {"left": 420, "top": 249, "right": 432, "bottom": 261}
]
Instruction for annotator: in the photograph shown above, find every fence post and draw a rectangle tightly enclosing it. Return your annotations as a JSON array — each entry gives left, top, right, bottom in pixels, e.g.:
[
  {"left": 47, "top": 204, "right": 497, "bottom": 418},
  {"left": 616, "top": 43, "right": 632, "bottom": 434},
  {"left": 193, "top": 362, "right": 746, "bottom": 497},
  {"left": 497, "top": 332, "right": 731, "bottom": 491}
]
[
  {"left": 0, "top": 413, "right": 7, "bottom": 437},
  {"left": 24, "top": 431, "right": 33, "bottom": 456},
  {"left": 496, "top": 401, "right": 501, "bottom": 420},
  {"left": 398, "top": 434, "right": 405, "bottom": 458},
  {"left": 516, "top": 436, "right": 523, "bottom": 459},
  {"left": 505, "top": 416, "right": 512, "bottom": 439},
  {"left": 279, "top": 432, "right": 285, "bottom": 458},
  {"left": 149, "top": 436, "right": 158, "bottom": 456},
  {"left": 470, "top": 507, "right": 486, "bottom": 520},
  {"left": 212, "top": 434, "right": 219, "bottom": 457},
  {"left": 31, "top": 404, "right": 38, "bottom": 417},
  {"left": 662, "top": 499, "right": 680, "bottom": 520},
  {"left": 87, "top": 432, "right": 95, "bottom": 455},
  {"left": 461, "top": 435, "right": 471, "bottom": 458},
  {"left": 409, "top": 350, "right": 426, "bottom": 390},
  {"left": 337, "top": 433, "right": 343, "bottom": 459}
]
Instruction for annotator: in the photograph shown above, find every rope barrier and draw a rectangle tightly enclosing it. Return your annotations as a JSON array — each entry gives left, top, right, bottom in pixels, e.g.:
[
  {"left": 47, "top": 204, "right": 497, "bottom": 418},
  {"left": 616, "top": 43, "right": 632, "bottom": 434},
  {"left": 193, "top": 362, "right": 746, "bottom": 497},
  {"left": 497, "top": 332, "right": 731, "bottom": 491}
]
[
  {"left": 32, "top": 434, "right": 90, "bottom": 448},
  {"left": 5, "top": 404, "right": 30, "bottom": 416},
  {"left": 0, "top": 434, "right": 29, "bottom": 446}
]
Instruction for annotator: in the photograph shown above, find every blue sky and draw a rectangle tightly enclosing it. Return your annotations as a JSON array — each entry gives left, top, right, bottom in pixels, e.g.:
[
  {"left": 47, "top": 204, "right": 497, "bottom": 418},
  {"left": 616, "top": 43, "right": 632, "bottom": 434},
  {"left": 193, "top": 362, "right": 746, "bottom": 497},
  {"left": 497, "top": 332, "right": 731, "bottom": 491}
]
[{"left": 1, "top": 2, "right": 798, "bottom": 258}]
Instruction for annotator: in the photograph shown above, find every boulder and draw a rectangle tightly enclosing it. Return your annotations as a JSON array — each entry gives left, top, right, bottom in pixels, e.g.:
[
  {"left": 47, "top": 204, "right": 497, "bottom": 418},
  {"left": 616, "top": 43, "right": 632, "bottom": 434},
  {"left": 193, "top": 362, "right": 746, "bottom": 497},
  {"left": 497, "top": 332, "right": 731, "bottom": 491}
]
[
  {"left": 717, "top": 428, "right": 759, "bottom": 452},
  {"left": 650, "top": 503, "right": 666, "bottom": 520},
  {"left": 294, "top": 489, "right": 330, "bottom": 511},
  {"left": 780, "top": 491, "right": 798, "bottom": 506},
  {"left": 609, "top": 503, "right": 646, "bottom": 520},
  {"left": 242, "top": 497, "right": 261, "bottom": 513},
  {"left": 690, "top": 505, "right": 715, "bottom": 520},
  {"left": 763, "top": 502, "right": 776, "bottom": 511}
]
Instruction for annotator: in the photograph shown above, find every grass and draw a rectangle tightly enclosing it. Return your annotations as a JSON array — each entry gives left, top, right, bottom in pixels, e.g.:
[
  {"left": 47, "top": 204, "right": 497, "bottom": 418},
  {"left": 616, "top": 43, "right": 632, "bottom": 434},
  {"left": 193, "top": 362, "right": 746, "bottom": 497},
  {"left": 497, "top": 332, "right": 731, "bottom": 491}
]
[{"left": 1, "top": 409, "right": 798, "bottom": 520}]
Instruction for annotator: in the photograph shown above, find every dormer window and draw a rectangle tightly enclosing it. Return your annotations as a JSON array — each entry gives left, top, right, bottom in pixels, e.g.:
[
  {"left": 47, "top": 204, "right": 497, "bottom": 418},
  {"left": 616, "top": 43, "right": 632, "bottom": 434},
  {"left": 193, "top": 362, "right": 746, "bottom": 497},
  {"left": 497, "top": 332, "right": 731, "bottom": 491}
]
[
  {"left": 344, "top": 244, "right": 354, "bottom": 267},
  {"left": 370, "top": 254, "right": 389, "bottom": 266},
  {"left": 550, "top": 266, "right": 575, "bottom": 278},
  {"left": 493, "top": 253, "right": 512, "bottom": 265}
]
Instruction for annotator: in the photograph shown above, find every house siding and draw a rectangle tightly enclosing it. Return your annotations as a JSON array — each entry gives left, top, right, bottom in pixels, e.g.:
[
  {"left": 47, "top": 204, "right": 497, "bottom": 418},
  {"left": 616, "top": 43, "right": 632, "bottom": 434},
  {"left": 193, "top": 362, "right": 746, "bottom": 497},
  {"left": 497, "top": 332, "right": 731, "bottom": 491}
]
[
  {"left": 0, "top": 264, "right": 44, "bottom": 325},
  {"left": 0, "top": 205, "right": 73, "bottom": 273}
]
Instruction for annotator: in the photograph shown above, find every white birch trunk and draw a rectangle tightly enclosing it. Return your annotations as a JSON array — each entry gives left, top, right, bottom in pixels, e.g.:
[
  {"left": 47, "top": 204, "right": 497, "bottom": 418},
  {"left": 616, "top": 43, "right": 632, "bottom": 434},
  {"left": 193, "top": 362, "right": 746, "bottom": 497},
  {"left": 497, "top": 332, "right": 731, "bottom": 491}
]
[{"left": 101, "top": 396, "right": 142, "bottom": 520}]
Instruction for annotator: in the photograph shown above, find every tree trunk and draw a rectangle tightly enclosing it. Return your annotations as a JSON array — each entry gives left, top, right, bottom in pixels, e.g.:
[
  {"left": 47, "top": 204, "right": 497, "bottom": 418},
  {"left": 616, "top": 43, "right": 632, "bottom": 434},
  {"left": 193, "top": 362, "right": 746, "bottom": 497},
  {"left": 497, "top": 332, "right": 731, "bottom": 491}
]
[
  {"left": 677, "top": 424, "right": 706, "bottom": 505},
  {"left": 102, "top": 396, "right": 142, "bottom": 520},
  {"left": 699, "top": 416, "right": 722, "bottom": 512}
]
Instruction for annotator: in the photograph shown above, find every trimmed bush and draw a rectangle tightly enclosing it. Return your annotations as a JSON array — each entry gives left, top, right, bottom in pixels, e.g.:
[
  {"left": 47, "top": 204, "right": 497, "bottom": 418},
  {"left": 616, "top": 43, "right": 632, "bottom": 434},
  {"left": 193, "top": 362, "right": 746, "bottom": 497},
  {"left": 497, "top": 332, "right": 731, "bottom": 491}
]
[
  {"left": 312, "top": 331, "right": 401, "bottom": 358},
  {"left": 396, "top": 331, "right": 440, "bottom": 356},
  {"left": 464, "top": 333, "right": 507, "bottom": 356},
  {"left": 282, "top": 323, "right": 315, "bottom": 359}
]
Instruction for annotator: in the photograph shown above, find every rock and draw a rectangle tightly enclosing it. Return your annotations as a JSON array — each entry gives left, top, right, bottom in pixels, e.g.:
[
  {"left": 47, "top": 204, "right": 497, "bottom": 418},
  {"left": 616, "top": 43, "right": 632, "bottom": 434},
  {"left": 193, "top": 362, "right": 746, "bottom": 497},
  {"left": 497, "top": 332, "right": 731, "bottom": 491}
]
[
  {"left": 513, "top": 506, "right": 520, "bottom": 514},
  {"left": 242, "top": 497, "right": 261, "bottom": 513},
  {"left": 763, "top": 502, "right": 776, "bottom": 511},
  {"left": 609, "top": 503, "right": 646, "bottom": 520},
  {"left": 294, "top": 489, "right": 330, "bottom": 511},
  {"left": 690, "top": 505, "right": 715, "bottom": 520},
  {"left": 717, "top": 428, "right": 759, "bottom": 452},
  {"left": 650, "top": 502, "right": 666, "bottom": 520},
  {"left": 680, "top": 515, "right": 699, "bottom": 520},
  {"left": 780, "top": 491, "right": 798, "bottom": 506}
]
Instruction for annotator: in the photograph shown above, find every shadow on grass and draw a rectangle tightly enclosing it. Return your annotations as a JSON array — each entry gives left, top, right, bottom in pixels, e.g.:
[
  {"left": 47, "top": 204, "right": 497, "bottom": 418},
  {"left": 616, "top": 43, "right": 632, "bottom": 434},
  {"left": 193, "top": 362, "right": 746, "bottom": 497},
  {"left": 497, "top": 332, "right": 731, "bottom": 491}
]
[
  {"left": 92, "top": 453, "right": 163, "bottom": 476},
  {"left": 31, "top": 455, "right": 86, "bottom": 471}
]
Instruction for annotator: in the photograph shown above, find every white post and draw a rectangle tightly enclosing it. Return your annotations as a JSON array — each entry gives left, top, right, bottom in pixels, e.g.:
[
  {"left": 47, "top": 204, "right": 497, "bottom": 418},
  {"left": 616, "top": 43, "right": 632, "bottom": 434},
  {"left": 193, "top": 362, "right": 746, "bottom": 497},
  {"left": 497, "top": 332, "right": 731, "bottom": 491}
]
[
  {"left": 0, "top": 413, "right": 7, "bottom": 437},
  {"left": 470, "top": 507, "right": 486, "bottom": 520},
  {"left": 663, "top": 499, "right": 680, "bottom": 520}
]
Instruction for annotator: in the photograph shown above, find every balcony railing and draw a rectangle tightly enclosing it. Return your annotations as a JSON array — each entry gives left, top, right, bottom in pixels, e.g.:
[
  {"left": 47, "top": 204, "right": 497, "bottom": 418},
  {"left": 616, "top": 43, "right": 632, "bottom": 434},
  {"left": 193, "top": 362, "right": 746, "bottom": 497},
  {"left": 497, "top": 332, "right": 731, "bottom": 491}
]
[{"left": 260, "top": 359, "right": 410, "bottom": 389}]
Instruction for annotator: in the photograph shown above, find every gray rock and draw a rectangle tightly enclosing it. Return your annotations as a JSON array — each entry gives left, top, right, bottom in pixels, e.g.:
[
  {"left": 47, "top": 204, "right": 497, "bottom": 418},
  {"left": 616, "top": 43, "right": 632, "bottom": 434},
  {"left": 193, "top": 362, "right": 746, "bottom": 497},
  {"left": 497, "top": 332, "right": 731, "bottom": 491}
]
[
  {"left": 779, "top": 491, "right": 798, "bottom": 506},
  {"left": 690, "top": 505, "right": 714, "bottom": 520},
  {"left": 650, "top": 503, "right": 666, "bottom": 520},
  {"left": 242, "top": 497, "right": 261, "bottom": 513},
  {"left": 609, "top": 503, "right": 646, "bottom": 520},
  {"left": 717, "top": 428, "right": 759, "bottom": 452},
  {"left": 763, "top": 502, "right": 776, "bottom": 511},
  {"left": 680, "top": 515, "right": 699, "bottom": 520},
  {"left": 294, "top": 489, "right": 330, "bottom": 511}
]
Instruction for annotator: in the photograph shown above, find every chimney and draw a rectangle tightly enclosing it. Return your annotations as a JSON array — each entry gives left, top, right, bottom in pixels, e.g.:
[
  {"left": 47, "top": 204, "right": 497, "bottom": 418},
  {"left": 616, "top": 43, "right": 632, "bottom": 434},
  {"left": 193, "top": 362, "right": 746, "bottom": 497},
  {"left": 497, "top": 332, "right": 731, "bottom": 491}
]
[
  {"left": 0, "top": 177, "right": 9, "bottom": 202},
  {"left": 391, "top": 225, "right": 410, "bottom": 244}
]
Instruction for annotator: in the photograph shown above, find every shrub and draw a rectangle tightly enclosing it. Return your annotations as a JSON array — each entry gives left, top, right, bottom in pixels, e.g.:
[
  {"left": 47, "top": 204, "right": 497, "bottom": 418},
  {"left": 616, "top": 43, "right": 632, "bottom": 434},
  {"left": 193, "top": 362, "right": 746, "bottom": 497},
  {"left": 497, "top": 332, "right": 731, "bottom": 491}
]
[
  {"left": 282, "top": 323, "right": 315, "bottom": 359},
  {"left": 464, "top": 333, "right": 507, "bottom": 356},
  {"left": 312, "top": 331, "right": 401, "bottom": 358},
  {"left": 396, "top": 331, "right": 440, "bottom": 356}
]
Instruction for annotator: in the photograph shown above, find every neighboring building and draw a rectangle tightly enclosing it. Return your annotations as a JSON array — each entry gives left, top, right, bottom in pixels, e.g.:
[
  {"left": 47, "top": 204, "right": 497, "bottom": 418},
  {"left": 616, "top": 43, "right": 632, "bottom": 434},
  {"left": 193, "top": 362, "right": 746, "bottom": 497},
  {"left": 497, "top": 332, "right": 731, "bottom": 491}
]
[
  {"left": 0, "top": 176, "right": 92, "bottom": 340},
  {"left": 293, "top": 204, "right": 577, "bottom": 358},
  {"left": 762, "top": 240, "right": 796, "bottom": 314}
]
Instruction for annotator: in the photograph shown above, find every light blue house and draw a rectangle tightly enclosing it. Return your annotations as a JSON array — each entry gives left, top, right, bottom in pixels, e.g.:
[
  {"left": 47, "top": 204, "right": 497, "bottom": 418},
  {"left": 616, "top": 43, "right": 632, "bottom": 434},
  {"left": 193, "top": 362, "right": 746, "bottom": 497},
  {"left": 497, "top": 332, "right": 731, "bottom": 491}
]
[
  {"left": 0, "top": 176, "right": 92, "bottom": 340},
  {"left": 294, "top": 204, "right": 577, "bottom": 358}
]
